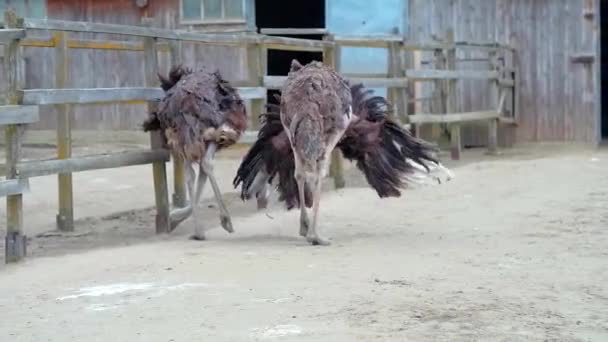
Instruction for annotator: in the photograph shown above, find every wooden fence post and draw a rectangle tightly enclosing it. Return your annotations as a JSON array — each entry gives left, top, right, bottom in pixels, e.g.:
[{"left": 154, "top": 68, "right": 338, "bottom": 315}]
[
  {"left": 143, "top": 19, "right": 170, "bottom": 234},
  {"left": 54, "top": 31, "right": 74, "bottom": 231},
  {"left": 431, "top": 47, "right": 446, "bottom": 142},
  {"left": 486, "top": 49, "right": 499, "bottom": 155},
  {"left": 324, "top": 35, "right": 345, "bottom": 189},
  {"left": 445, "top": 30, "right": 461, "bottom": 160},
  {"left": 388, "top": 41, "right": 407, "bottom": 122},
  {"left": 246, "top": 42, "right": 266, "bottom": 130},
  {"left": 4, "top": 10, "right": 26, "bottom": 262},
  {"left": 168, "top": 40, "right": 187, "bottom": 208}
]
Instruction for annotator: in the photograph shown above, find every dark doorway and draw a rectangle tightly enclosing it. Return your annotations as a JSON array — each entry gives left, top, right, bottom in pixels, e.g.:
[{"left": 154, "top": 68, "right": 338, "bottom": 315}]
[
  {"left": 255, "top": 0, "right": 325, "bottom": 106},
  {"left": 602, "top": 0, "right": 608, "bottom": 138}
]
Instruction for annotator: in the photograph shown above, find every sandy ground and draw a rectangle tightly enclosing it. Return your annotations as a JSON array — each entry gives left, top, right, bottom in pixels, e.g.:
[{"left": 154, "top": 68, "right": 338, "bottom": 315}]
[{"left": 0, "top": 144, "right": 607, "bottom": 341}]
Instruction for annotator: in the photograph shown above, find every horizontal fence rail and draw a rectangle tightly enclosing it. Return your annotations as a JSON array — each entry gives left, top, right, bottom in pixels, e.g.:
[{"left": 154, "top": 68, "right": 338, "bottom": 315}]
[
  {"left": 0, "top": 179, "right": 30, "bottom": 197},
  {"left": 0, "top": 28, "right": 24, "bottom": 42},
  {"left": 17, "top": 150, "right": 170, "bottom": 178},
  {"left": 0, "top": 105, "right": 39, "bottom": 124},
  {"left": 21, "top": 87, "right": 266, "bottom": 105}
]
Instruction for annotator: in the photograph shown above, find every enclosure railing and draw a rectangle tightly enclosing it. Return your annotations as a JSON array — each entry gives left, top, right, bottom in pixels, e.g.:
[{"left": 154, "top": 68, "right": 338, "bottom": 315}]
[{"left": 0, "top": 10, "right": 517, "bottom": 263}]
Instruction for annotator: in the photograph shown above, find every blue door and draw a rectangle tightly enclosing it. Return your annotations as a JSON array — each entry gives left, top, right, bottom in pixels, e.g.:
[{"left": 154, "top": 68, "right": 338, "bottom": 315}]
[{"left": 326, "top": 0, "right": 405, "bottom": 97}]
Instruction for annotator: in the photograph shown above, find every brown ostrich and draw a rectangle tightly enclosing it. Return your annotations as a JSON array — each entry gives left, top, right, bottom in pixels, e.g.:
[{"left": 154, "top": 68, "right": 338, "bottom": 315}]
[
  {"left": 144, "top": 65, "right": 247, "bottom": 240},
  {"left": 233, "top": 60, "right": 453, "bottom": 246}
]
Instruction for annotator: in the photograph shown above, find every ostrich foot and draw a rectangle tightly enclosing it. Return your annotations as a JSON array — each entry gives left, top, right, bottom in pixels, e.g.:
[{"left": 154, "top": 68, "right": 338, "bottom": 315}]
[
  {"left": 306, "top": 234, "right": 331, "bottom": 246},
  {"left": 220, "top": 215, "right": 234, "bottom": 233}
]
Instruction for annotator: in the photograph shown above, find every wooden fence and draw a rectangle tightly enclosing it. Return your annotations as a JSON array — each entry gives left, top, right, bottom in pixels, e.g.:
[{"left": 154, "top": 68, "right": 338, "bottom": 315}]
[{"left": 0, "top": 11, "right": 517, "bottom": 263}]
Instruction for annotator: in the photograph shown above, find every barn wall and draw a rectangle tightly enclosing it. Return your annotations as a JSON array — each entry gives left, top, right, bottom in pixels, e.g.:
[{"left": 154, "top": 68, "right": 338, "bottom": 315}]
[
  {"left": 408, "top": 0, "right": 600, "bottom": 144},
  {"left": 24, "top": 0, "right": 247, "bottom": 130}
]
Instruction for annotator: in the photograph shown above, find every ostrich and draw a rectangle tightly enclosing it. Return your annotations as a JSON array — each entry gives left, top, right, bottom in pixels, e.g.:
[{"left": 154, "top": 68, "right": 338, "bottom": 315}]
[
  {"left": 233, "top": 60, "right": 453, "bottom": 246},
  {"left": 143, "top": 65, "right": 247, "bottom": 240}
]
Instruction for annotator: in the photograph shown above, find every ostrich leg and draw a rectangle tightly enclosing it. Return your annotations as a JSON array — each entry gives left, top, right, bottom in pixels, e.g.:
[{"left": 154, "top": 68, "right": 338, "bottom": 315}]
[
  {"left": 293, "top": 154, "right": 310, "bottom": 238},
  {"left": 187, "top": 163, "right": 207, "bottom": 240},
  {"left": 305, "top": 131, "right": 346, "bottom": 246},
  {"left": 306, "top": 160, "right": 330, "bottom": 246},
  {"left": 200, "top": 143, "right": 234, "bottom": 233},
  {"left": 169, "top": 160, "right": 193, "bottom": 231}
]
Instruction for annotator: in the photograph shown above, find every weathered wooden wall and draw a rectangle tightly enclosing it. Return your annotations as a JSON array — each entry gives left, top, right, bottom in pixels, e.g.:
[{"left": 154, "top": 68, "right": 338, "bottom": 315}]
[
  {"left": 408, "top": 0, "right": 600, "bottom": 144},
  {"left": 23, "top": 0, "right": 247, "bottom": 130}
]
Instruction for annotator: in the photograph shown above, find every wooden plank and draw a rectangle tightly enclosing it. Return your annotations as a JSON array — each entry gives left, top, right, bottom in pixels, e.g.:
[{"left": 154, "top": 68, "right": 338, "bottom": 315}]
[
  {"left": 264, "top": 75, "right": 408, "bottom": 89},
  {"left": 486, "top": 50, "right": 499, "bottom": 155},
  {"left": 324, "top": 36, "right": 345, "bottom": 189},
  {"left": 261, "top": 35, "right": 330, "bottom": 52},
  {"left": 4, "top": 10, "right": 26, "bottom": 264},
  {"left": 143, "top": 27, "right": 170, "bottom": 235},
  {"left": 24, "top": 18, "right": 259, "bottom": 46},
  {"left": 17, "top": 150, "right": 170, "bottom": 177},
  {"left": 260, "top": 28, "right": 328, "bottom": 35},
  {"left": 445, "top": 30, "right": 461, "bottom": 160},
  {"left": 168, "top": 39, "right": 187, "bottom": 209},
  {"left": 408, "top": 111, "right": 499, "bottom": 124},
  {"left": 20, "top": 38, "right": 173, "bottom": 52},
  {"left": 402, "top": 42, "right": 447, "bottom": 51},
  {"left": 333, "top": 34, "right": 402, "bottom": 47},
  {"left": 22, "top": 87, "right": 163, "bottom": 105},
  {"left": 0, "top": 105, "right": 39, "bottom": 125},
  {"left": 247, "top": 44, "right": 264, "bottom": 129},
  {"left": 22, "top": 86, "right": 265, "bottom": 105},
  {"left": 0, "top": 179, "right": 29, "bottom": 197},
  {"left": 0, "top": 29, "right": 25, "bottom": 42},
  {"left": 388, "top": 41, "right": 407, "bottom": 121},
  {"left": 237, "top": 87, "right": 266, "bottom": 100},
  {"left": 406, "top": 69, "right": 498, "bottom": 80},
  {"left": 53, "top": 31, "right": 74, "bottom": 231}
]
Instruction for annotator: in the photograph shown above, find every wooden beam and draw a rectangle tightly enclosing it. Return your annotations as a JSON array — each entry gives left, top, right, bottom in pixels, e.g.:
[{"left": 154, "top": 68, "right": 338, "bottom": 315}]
[
  {"left": 4, "top": 9, "right": 26, "bottom": 263},
  {"left": 406, "top": 69, "right": 498, "bottom": 81},
  {"left": 0, "top": 28, "right": 25, "bottom": 42},
  {"left": 16, "top": 150, "right": 170, "bottom": 177},
  {"left": 0, "top": 105, "right": 39, "bottom": 124},
  {"left": 264, "top": 75, "right": 408, "bottom": 89},
  {"left": 0, "top": 179, "right": 29, "bottom": 197},
  {"left": 237, "top": 87, "right": 266, "bottom": 100},
  {"left": 261, "top": 35, "right": 331, "bottom": 52},
  {"left": 260, "top": 28, "right": 328, "bottom": 35},
  {"left": 323, "top": 35, "right": 345, "bottom": 189},
  {"left": 54, "top": 30, "right": 74, "bottom": 231},
  {"left": 142, "top": 22, "right": 170, "bottom": 235},
  {"left": 168, "top": 39, "right": 187, "bottom": 209},
  {"left": 334, "top": 34, "right": 402, "bottom": 47},
  {"left": 22, "top": 86, "right": 265, "bottom": 105},
  {"left": 22, "top": 87, "right": 163, "bottom": 104},
  {"left": 402, "top": 42, "right": 447, "bottom": 51},
  {"left": 408, "top": 111, "right": 500, "bottom": 124},
  {"left": 24, "top": 18, "right": 259, "bottom": 46},
  {"left": 445, "top": 30, "right": 460, "bottom": 160}
]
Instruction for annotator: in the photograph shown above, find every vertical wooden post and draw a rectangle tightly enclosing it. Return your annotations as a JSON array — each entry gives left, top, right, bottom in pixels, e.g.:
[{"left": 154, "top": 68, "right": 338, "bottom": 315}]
[
  {"left": 143, "top": 19, "right": 170, "bottom": 234},
  {"left": 324, "top": 35, "right": 345, "bottom": 189},
  {"left": 168, "top": 40, "right": 187, "bottom": 208},
  {"left": 431, "top": 47, "right": 446, "bottom": 142},
  {"left": 388, "top": 41, "right": 406, "bottom": 122},
  {"left": 4, "top": 10, "right": 26, "bottom": 262},
  {"left": 487, "top": 49, "right": 499, "bottom": 155},
  {"left": 445, "top": 30, "right": 460, "bottom": 160},
  {"left": 247, "top": 43, "right": 266, "bottom": 130},
  {"left": 53, "top": 31, "right": 74, "bottom": 231}
]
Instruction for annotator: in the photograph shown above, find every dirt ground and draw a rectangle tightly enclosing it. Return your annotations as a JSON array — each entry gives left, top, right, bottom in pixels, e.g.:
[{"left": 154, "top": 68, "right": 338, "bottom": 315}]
[{"left": 0, "top": 143, "right": 607, "bottom": 341}]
